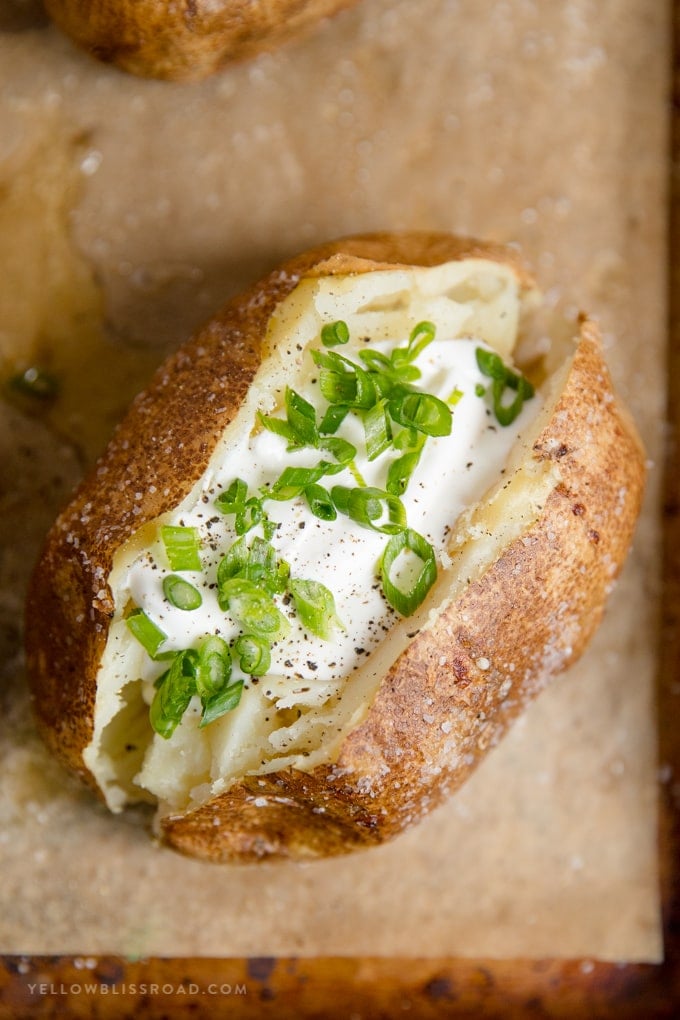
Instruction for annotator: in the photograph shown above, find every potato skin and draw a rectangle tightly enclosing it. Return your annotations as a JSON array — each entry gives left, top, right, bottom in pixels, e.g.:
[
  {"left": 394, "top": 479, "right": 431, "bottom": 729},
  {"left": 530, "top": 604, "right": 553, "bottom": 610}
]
[
  {"left": 44, "top": 0, "right": 359, "bottom": 81},
  {"left": 24, "top": 233, "right": 645, "bottom": 861}
]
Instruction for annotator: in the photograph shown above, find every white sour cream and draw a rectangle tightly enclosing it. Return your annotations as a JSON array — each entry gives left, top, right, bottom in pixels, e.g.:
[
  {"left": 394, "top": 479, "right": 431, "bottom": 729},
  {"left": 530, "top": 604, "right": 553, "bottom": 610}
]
[{"left": 124, "top": 336, "right": 540, "bottom": 691}]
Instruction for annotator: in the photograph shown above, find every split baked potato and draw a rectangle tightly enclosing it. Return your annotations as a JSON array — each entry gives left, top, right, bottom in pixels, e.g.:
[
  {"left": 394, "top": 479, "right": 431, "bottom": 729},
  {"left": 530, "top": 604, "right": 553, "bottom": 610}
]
[
  {"left": 44, "top": 0, "right": 358, "bottom": 81},
  {"left": 25, "top": 232, "right": 645, "bottom": 862}
]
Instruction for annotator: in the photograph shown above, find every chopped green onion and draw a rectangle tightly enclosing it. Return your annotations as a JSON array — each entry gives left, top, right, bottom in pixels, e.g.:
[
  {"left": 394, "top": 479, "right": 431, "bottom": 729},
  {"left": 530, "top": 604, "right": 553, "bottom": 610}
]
[
  {"left": 380, "top": 528, "right": 437, "bottom": 616},
  {"left": 405, "top": 320, "right": 436, "bottom": 362},
  {"left": 149, "top": 649, "right": 198, "bottom": 739},
  {"left": 304, "top": 483, "right": 337, "bottom": 521},
  {"left": 218, "top": 578, "right": 290, "bottom": 641},
  {"left": 160, "top": 525, "right": 202, "bottom": 571},
  {"left": 162, "top": 574, "right": 202, "bottom": 611},
  {"left": 448, "top": 386, "right": 464, "bottom": 406},
  {"left": 269, "top": 464, "right": 327, "bottom": 500},
  {"left": 214, "top": 478, "right": 248, "bottom": 515},
  {"left": 195, "top": 635, "right": 232, "bottom": 701},
  {"left": 386, "top": 450, "right": 423, "bottom": 496},
  {"left": 284, "top": 387, "right": 319, "bottom": 447},
  {"left": 258, "top": 412, "right": 298, "bottom": 446},
  {"left": 321, "top": 320, "right": 350, "bottom": 347},
  {"left": 388, "top": 391, "right": 452, "bottom": 437},
  {"left": 475, "top": 347, "right": 535, "bottom": 426},
  {"left": 126, "top": 608, "right": 167, "bottom": 658},
  {"left": 234, "top": 634, "right": 271, "bottom": 676},
  {"left": 218, "top": 535, "right": 289, "bottom": 594},
  {"left": 331, "top": 485, "right": 407, "bottom": 535},
  {"left": 289, "top": 579, "right": 344, "bottom": 639},
  {"left": 363, "top": 398, "right": 393, "bottom": 461},
  {"left": 318, "top": 402, "right": 350, "bottom": 434},
  {"left": 199, "top": 680, "right": 244, "bottom": 728},
  {"left": 313, "top": 349, "right": 376, "bottom": 409},
  {"left": 475, "top": 383, "right": 487, "bottom": 397}
]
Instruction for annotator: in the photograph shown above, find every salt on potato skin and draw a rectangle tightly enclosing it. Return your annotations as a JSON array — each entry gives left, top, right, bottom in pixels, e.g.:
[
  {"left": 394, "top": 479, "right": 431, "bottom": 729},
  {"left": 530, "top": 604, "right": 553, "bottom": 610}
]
[{"left": 24, "top": 233, "right": 645, "bottom": 861}]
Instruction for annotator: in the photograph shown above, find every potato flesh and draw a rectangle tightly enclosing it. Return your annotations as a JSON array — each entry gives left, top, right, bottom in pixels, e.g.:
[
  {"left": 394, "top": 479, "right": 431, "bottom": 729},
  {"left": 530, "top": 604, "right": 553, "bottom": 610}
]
[{"left": 85, "top": 259, "right": 560, "bottom": 815}]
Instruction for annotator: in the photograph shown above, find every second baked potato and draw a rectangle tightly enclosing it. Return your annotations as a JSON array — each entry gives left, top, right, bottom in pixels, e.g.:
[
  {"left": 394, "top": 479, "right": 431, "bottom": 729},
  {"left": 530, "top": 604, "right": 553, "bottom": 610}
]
[{"left": 44, "top": 0, "right": 359, "bottom": 81}]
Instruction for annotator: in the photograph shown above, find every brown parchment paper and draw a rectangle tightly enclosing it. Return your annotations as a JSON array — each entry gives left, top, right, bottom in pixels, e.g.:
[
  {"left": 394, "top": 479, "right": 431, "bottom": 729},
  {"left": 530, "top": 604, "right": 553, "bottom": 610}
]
[{"left": 0, "top": 0, "right": 668, "bottom": 960}]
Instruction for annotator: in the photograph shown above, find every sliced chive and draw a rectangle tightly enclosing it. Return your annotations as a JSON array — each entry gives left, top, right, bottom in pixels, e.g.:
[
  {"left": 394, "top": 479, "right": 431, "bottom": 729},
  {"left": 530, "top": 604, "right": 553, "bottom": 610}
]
[
  {"left": 475, "top": 347, "right": 535, "bottom": 426},
  {"left": 199, "top": 679, "right": 244, "bottom": 728},
  {"left": 214, "top": 478, "right": 248, "bottom": 515},
  {"left": 363, "top": 398, "right": 392, "bottom": 461},
  {"left": 331, "top": 485, "right": 407, "bottom": 535},
  {"left": 149, "top": 649, "right": 197, "bottom": 739},
  {"left": 289, "top": 578, "right": 344, "bottom": 640},
  {"left": 380, "top": 528, "right": 437, "bottom": 616},
  {"left": 195, "top": 635, "right": 232, "bottom": 701},
  {"left": 285, "top": 387, "right": 319, "bottom": 447},
  {"left": 234, "top": 634, "right": 271, "bottom": 676},
  {"left": 321, "top": 320, "right": 350, "bottom": 347},
  {"left": 162, "top": 574, "right": 202, "bottom": 611},
  {"left": 218, "top": 577, "right": 290, "bottom": 641},
  {"left": 126, "top": 608, "right": 167, "bottom": 658},
  {"left": 388, "top": 391, "right": 452, "bottom": 437},
  {"left": 218, "top": 535, "right": 289, "bottom": 594},
  {"left": 304, "top": 483, "right": 337, "bottom": 521},
  {"left": 160, "top": 525, "right": 202, "bottom": 571}
]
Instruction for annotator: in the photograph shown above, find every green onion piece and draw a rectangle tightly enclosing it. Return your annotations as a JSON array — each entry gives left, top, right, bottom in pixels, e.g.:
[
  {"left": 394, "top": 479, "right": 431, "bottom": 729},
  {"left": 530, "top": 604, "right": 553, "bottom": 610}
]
[
  {"left": 235, "top": 496, "right": 269, "bottom": 535},
  {"left": 475, "top": 383, "right": 487, "bottom": 397},
  {"left": 214, "top": 478, "right": 248, "bottom": 515},
  {"left": 388, "top": 391, "right": 452, "bottom": 437},
  {"left": 448, "top": 386, "right": 464, "bottom": 406},
  {"left": 149, "top": 649, "right": 198, "bottom": 739},
  {"left": 386, "top": 450, "right": 423, "bottom": 496},
  {"left": 318, "top": 435, "right": 357, "bottom": 468},
  {"left": 321, "top": 320, "right": 350, "bottom": 347},
  {"left": 380, "top": 528, "right": 437, "bottom": 616},
  {"left": 258, "top": 412, "right": 298, "bottom": 447},
  {"left": 289, "top": 579, "right": 345, "bottom": 640},
  {"left": 313, "top": 349, "right": 376, "bottom": 409},
  {"left": 331, "top": 485, "right": 407, "bottom": 535},
  {"left": 268, "top": 438, "right": 357, "bottom": 501},
  {"left": 126, "top": 608, "right": 167, "bottom": 659},
  {"left": 285, "top": 387, "right": 319, "bottom": 447},
  {"left": 9, "top": 366, "right": 59, "bottom": 401},
  {"left": 162, "top": 574, "right": 202, "bottom": 611},
  {"left": 160, "top": 525, "right": 202, "bottom": 571},
  {"left": 218, "top": 578, "right": 290, "bottom": 641},
  {"left": 404, "top": 320, "right": 436, "bottom": 364},
  {"left": 304, "top": 483, "right": 337, "bottom": 521},
  {"left": 199, "top": 680, "right": 244, "bottom": 728},
  {"left": 218, "top": 536, "right": 289, "bottom": 594},
  {"left": 318, "top": 403, "right": 350, "bottom": 434},
  {"left": 269, "top": 464, "right": 326, "bottom": 500},
  {"left": 475, "top": 347, "right": 535, "bottom": 426},
  {"left": 195, "top": 635, "right": 232, "bottom": 701},
  {"left": 234, "top": 634, "right": 271, "bottom": 676},
  {"left": 363, "top": 398, "right": 393, "bottom": 461}
]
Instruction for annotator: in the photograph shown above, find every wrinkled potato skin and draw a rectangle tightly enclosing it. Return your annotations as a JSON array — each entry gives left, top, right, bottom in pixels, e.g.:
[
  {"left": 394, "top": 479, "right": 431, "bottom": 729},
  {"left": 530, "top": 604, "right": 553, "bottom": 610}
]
[
  {"left": 44, "top": 0, "right": 359, "bottom": 81},
  {"left": 25, "top": 233, "right": 645, "bottom": 861}
]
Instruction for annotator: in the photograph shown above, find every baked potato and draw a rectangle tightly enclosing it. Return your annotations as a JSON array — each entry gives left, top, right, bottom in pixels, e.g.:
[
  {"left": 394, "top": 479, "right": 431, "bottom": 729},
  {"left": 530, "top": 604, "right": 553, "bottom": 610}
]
[
  {"left": 25, "top": 232, "right": 645, "bottom": 862},
  {"left": 44, "top": 0, "right": 359, "bottom": 81}
]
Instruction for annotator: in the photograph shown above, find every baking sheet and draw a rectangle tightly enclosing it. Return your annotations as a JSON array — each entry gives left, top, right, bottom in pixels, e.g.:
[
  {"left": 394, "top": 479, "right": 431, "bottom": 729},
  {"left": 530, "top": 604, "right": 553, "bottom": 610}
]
[{"left": 0, "top": 0, "right": 667, "bottom": 960}]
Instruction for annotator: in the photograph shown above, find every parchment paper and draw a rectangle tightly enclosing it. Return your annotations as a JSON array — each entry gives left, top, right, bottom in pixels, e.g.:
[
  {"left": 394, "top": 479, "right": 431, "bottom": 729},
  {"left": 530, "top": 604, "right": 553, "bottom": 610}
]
[{"left": 0, "top": 0, "right": 668, "bottom": 960}]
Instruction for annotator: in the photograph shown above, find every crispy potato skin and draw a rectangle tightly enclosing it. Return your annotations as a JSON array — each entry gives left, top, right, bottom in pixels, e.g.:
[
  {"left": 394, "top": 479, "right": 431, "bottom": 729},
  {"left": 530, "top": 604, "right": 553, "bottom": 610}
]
[
  {"left": 44, "top": 0, "right": 359, "bottom": 81},
  {"left": 25, "top": 233, "right": 645, "bottom": 860}
]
